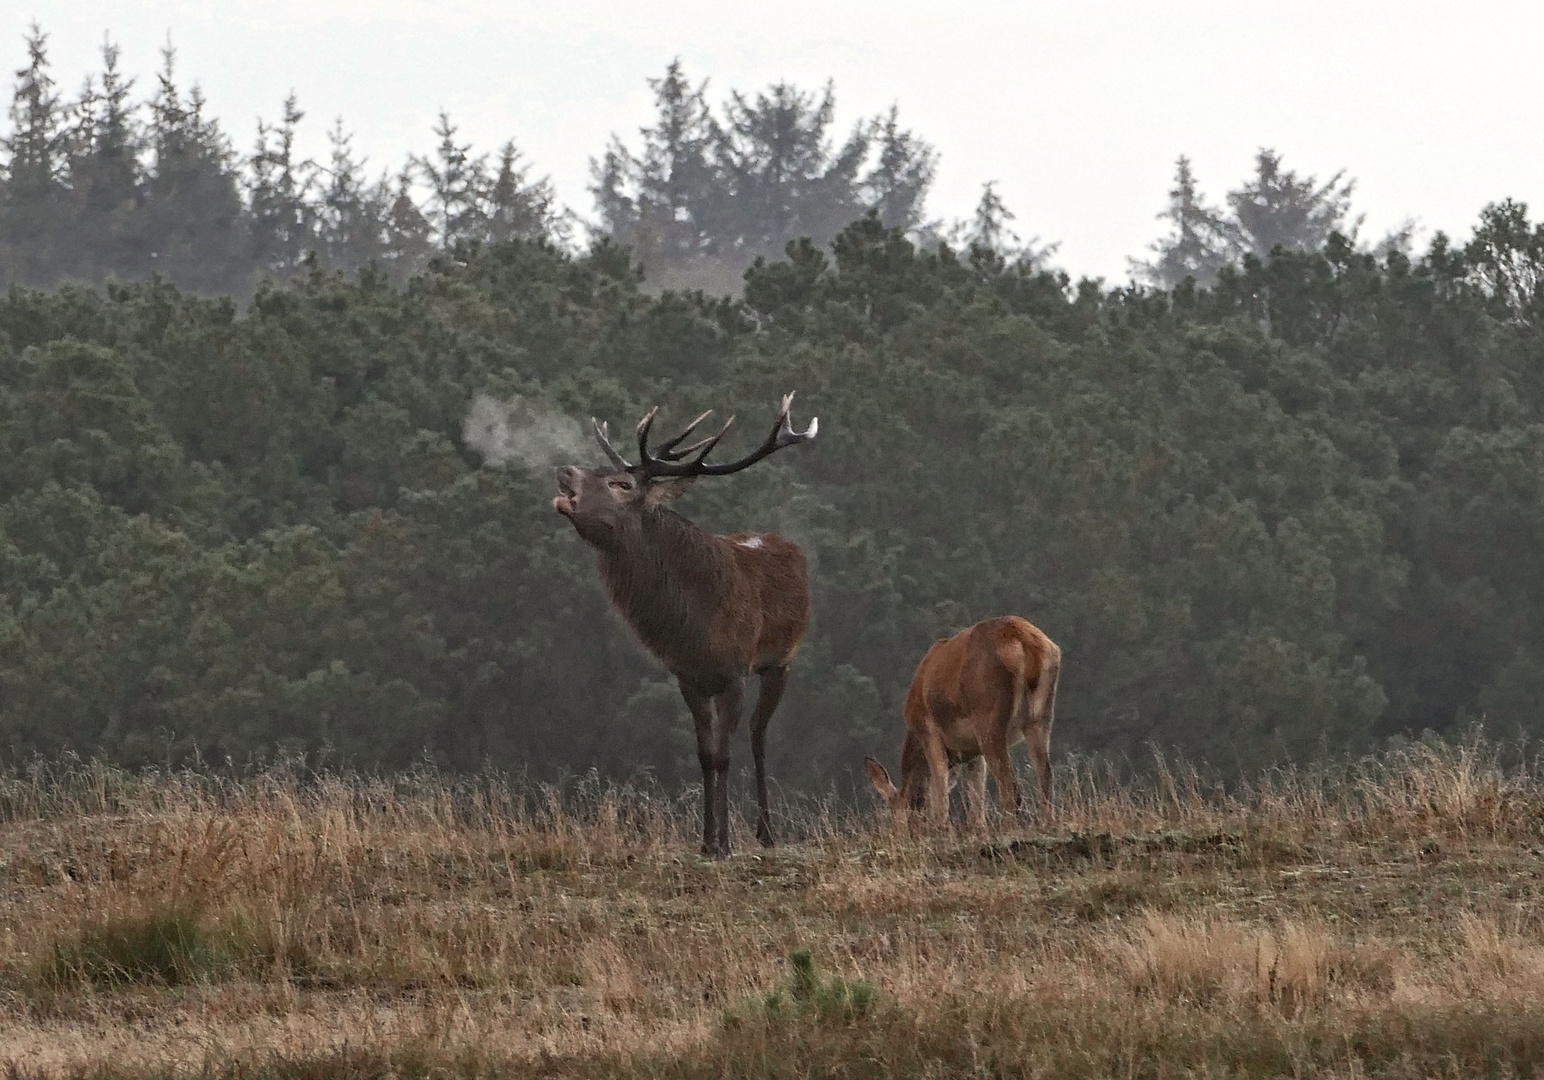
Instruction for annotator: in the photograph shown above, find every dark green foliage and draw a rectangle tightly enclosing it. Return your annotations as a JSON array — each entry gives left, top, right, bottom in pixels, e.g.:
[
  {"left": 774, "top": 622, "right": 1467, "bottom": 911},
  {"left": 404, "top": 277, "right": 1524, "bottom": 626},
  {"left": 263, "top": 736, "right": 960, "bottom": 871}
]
[
  {"left": 725, "top": 948, "right": 878, "bottom": 1028},
  {"left": 2, "top": 150, "right": 1543, "bottom": 791}
]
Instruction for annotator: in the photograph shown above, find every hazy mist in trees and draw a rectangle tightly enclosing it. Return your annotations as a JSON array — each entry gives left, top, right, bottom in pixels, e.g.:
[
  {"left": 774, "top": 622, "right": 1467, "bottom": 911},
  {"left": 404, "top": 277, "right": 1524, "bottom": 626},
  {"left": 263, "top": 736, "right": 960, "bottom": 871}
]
[{"left": 4, "top": 27, "right": 1544, "bottom": 794}]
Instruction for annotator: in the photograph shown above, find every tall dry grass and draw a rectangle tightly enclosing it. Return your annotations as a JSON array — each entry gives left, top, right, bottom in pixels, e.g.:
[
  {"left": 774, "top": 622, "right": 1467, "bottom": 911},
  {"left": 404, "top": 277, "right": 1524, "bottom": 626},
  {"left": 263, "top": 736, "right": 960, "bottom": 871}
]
[{"left": 0, "top": 738, "right": 1542, "bottom": 1078}]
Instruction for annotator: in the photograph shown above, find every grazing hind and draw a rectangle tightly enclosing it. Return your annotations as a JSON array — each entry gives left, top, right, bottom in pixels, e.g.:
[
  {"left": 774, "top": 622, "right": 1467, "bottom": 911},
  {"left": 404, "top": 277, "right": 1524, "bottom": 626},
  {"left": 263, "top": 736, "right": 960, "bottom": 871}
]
[{"left": 865, "top": 615, "right": 1059, "bottom": 828}]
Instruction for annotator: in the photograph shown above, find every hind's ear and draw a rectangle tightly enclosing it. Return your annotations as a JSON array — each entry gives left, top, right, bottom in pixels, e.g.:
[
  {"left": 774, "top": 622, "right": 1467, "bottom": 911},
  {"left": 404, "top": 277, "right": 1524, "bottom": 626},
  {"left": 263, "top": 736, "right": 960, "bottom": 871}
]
[
  {"left": 643, "top": 476, "right": 695, "bottom": 505},
  {"left": 864, "top": 757, "right": 898, "bottom": 801}
]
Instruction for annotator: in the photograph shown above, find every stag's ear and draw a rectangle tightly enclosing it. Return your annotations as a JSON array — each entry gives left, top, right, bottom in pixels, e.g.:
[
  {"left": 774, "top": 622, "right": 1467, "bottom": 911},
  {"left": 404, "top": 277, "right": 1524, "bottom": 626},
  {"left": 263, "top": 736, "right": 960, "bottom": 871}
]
[
  {"left": 643, "top": 476, "right": 696, "bottom": 505},
  {"left": 864, "top": 757, "right": 898, "bottom": 802}
]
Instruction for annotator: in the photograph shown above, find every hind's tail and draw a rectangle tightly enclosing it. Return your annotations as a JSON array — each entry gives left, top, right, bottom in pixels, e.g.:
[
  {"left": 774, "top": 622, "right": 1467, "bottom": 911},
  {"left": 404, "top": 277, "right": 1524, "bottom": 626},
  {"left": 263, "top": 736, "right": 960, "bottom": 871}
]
[
  {"left": 1014, "top": 623, "right": 1059, "bottom": 815},
  {"left": 997, "top": 622, "right": 1058, "bottom": 733},
  {"left": 1024, "top": 636, "right": 1059, "bottom": 734}
]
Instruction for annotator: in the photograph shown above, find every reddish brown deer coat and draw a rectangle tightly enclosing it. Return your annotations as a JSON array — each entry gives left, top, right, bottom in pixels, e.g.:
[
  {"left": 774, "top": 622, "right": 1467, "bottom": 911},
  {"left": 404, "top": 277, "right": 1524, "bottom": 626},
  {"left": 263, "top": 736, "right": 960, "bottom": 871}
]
[{"left": 866, "top": 615, "right": 1059, "bottom": 827}]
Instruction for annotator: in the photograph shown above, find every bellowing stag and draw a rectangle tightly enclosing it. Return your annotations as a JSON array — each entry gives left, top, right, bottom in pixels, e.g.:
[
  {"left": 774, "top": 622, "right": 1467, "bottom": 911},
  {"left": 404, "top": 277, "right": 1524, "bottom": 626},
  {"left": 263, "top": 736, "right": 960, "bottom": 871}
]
[
  {"left": 553, "top": 393, "right": 816, "bottom": 857},
  {"left": 865, "top": 616, "right": 1060, "bottom": 828}
]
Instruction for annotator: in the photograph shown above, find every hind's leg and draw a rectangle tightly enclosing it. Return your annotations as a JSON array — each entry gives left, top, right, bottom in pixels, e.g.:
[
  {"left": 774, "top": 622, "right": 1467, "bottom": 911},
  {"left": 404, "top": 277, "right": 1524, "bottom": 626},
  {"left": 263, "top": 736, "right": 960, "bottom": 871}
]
[
  {"left": 982, "top": 727, "right": 1023, "bottom": 821},
  {"left": 961, "top": 757, "right": 988, "bottom": 829},
  {"left": 921, "top": 725, "right": 952, "bottom": 827},
  {"left": 1025, "top": 722, "right": 1053, "bottom": 820}
]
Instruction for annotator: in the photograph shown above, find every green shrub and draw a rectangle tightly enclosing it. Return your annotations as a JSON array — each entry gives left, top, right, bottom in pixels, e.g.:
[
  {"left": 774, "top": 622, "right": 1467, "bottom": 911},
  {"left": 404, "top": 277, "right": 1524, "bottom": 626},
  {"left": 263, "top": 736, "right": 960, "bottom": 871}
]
[{"left": 727, "top": 948, "right": 878, "bottom": 1029}]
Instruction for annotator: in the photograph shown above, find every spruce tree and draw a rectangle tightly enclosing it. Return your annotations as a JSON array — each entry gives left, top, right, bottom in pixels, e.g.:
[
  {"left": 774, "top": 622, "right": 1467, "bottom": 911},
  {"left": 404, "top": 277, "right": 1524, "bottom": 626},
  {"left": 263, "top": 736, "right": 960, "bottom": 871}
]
[
  {"left": 249, "top": 93, "right": 316, "bottom": 278},
  {"left": 589, "top": 59, "right": 719, "bottom": 268},
  {"left": 1134, "top": 156, "right": 1239, "bottom": 288},
  {"left": 379, "top": 165, "right": 433, "bottom": 283},
  {"left": 862, "top": 106, "right": 936, "bottom": 233},
  {"left": 0, "top": 25, "right": 68, "bottom": 285},
  {"left": 416, "top": 112, "right": 486, "bottom": 247},
  {"left": 64, "top": 37, "right": 142, "bottom": 281},
  {"left": 141, "top": 44, "right": 249, "bottom": 294},
  {"left": 316, "top": 118, "right": 388, "bottom": 273},
  {"left": 1226, "top": 148, "right": 1360, "bottom": 259},
  {"left": 485, "top": 139, "right": 556, "bottom": 244},
  {"left": 716, "top": 79, "right": 869, "bottom": 258},
  {"left": 594, "top": 63, "right": 936, "bottom": 291}
]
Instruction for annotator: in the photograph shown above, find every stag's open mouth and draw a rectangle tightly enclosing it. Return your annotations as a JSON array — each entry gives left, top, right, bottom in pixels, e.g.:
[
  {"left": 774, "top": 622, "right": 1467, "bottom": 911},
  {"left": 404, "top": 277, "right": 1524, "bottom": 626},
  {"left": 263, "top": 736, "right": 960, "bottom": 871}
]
[{"left": 553, "top": 473, "right": 578, "bottom": 516}]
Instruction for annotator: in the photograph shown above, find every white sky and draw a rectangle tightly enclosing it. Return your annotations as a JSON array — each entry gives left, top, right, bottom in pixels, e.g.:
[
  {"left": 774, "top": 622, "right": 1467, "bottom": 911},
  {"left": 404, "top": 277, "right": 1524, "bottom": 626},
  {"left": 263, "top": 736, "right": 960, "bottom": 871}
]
[{"left": 5, "top": 1, "right": 1542, "bottom": 282}]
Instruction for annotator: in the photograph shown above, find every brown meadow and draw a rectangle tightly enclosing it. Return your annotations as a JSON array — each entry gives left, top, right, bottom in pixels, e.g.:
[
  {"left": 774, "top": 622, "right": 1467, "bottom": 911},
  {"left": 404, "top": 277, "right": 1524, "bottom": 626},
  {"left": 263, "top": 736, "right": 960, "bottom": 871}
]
[{"left": 2, "top": 740, "right": 1544, "bottom": 1078}]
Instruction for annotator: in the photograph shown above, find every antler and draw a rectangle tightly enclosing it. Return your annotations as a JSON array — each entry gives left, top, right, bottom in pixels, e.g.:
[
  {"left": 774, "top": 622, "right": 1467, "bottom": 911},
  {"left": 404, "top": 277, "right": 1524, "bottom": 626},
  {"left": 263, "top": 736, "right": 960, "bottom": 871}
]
[
  {"left": 635, "top": 393, "right": 817, "bottom": 478},
  {"left": 592, "top": 419, "right": 633, "bottom": 470}
]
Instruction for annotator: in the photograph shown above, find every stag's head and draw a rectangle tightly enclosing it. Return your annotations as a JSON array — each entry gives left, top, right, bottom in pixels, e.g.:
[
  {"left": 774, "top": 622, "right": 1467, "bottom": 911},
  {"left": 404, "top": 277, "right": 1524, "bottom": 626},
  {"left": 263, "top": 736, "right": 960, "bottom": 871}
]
[{"left": 554, "top": 393, "right": 816, "bottom": 548}]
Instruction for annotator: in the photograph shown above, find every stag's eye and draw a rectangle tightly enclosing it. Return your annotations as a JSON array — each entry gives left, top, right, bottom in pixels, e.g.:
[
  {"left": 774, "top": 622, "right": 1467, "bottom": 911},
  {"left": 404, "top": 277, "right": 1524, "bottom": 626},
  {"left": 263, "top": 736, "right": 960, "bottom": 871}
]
[{"left": 608, "top": 477, "right": 633, "bottom": 491}]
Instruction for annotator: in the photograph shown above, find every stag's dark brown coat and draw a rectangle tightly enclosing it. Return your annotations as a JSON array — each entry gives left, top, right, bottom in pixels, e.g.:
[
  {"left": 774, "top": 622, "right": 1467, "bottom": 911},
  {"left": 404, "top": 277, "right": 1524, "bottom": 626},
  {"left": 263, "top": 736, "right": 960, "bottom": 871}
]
[{"left": 554, "top": 395, "right": 814, "bottom": 856}]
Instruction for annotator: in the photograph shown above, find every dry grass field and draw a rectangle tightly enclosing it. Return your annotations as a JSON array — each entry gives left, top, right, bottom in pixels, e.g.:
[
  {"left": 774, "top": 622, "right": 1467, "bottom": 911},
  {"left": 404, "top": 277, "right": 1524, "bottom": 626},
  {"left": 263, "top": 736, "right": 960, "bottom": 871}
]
[{"left": 3, "top": 741, "right": 1544, "bottom": 1078}]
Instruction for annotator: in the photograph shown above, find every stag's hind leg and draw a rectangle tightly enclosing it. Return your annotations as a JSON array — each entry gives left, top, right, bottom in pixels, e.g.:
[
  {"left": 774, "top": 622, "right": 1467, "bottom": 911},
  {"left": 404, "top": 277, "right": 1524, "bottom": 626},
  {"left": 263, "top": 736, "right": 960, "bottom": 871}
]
[{"left": 748, "top": 664, "right": 789, "bottom": 847}]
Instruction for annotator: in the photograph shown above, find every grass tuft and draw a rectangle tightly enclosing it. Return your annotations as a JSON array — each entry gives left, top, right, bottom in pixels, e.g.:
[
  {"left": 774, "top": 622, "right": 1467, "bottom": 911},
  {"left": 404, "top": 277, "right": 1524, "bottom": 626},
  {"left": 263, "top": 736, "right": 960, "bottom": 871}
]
[{"left": 43, "top": 904, "right": 242, "bottom": 987}]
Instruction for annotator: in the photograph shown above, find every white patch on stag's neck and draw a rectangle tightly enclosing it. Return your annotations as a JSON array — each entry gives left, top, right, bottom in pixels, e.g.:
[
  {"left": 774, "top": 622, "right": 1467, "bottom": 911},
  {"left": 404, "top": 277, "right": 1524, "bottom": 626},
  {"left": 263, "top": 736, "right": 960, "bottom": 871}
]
[{"left": 737, "top": 534, "right": 765, "bottom": 549}]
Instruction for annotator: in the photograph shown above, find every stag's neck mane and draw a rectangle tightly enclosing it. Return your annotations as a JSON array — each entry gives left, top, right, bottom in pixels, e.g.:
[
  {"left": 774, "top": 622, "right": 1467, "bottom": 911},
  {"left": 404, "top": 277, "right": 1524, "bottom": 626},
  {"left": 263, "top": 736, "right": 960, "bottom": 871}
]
[{"left": 593, "top": 506, "right": 733, "bottom": 666}]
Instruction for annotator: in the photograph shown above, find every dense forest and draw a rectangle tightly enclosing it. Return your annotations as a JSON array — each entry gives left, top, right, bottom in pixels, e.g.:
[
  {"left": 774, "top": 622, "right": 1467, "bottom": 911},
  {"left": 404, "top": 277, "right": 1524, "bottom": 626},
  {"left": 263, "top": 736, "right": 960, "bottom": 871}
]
[{"left": 3, "top": 29, "right": 1543, "bottom": 793}]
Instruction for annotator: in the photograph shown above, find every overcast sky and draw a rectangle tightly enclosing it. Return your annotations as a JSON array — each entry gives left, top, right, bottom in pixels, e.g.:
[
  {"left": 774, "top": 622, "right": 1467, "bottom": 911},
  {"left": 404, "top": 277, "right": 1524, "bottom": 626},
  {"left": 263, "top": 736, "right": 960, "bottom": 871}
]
[{"left": 5, "top": 1, "right": 1542, "bottom": 282}]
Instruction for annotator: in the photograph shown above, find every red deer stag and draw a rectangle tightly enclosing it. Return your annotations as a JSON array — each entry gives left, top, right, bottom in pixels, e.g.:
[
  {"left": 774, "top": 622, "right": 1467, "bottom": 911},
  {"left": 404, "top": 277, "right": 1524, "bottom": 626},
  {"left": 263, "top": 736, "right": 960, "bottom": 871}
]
[
  {"left": 553, "top": 393, "right": 816, "bottom": 857},
  {"left": 865, "top": 616, "right": 1059, "bottom": 829}
]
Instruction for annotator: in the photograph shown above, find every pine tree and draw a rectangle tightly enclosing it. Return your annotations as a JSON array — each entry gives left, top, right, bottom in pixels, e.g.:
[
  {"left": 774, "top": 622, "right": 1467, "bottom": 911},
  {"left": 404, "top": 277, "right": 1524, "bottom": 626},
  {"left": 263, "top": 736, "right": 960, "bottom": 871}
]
[
  {"left": 1133, "top": 157, "right": 1239, "bottom": 288},
  {"left": 1466, "top": 199, "right": 1544, "bottom": 324}
]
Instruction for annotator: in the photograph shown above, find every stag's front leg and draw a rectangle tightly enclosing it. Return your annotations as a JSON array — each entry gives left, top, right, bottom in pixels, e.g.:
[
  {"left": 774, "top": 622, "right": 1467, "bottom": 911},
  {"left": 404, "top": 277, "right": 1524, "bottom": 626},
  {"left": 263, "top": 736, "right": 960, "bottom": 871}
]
[
  {"left": 710, "top": 678, "right": 744, "bottom": 856},
  {"left": 679, "top": 680, "right": 720, "bottom": 857},
  {"left": 748, "top": 665, "right": 789, "bottom": 848}
]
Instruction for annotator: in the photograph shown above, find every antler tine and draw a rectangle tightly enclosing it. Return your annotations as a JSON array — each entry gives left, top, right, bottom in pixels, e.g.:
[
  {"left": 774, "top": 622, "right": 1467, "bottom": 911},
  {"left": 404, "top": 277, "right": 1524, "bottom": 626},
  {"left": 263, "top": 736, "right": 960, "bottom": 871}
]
[
  {"left": 593, "top": 418, "right": 633, "bottom": 470},
  {"left": 654, "top": 409, "right": 715, "bottom": 460},
  {"left": 668, "top": 414, "right": 736, "bottom": 464},
  {"left": 635, "top": 405, "right": 660, "bottom": 440}
]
